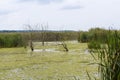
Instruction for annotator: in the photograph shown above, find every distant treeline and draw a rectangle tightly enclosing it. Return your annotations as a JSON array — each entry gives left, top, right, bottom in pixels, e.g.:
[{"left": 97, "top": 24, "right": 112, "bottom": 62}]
[
  {"left": 0, "top": 28, "right": 119, "bottom": 48},
  {"left": 0, "top": 31, "right": 78, "bottom": 48}
]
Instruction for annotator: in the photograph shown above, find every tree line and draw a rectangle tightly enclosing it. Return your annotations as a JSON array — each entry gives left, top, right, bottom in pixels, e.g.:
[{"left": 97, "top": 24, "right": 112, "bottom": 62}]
[
  {"left": 0, "top": 27, "right": 119, "bottom": 48},
  {"left": 0, "top": 31, "right": 78, "bottom": 48},
  {"left": 78, "top": 28, "right": 109, "bottom": 43}
]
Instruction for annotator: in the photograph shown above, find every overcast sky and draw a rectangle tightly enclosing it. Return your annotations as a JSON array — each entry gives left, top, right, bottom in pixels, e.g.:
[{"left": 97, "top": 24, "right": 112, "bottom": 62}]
[{"left": 0, "top": 0, "right": 120, "bottom": 31}]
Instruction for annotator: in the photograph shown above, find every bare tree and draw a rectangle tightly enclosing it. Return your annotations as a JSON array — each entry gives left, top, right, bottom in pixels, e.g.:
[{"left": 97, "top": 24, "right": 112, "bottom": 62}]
[
  {"left": 58, "top": 31, "right": 69, "bottom": 52},
  {"left": 61, "top": 41, "right": 69, "bottom": 52},
  {"left": 41, "top": 24, "right": 48, "bottom": 46},
  {"left": 24, "top": 23, "right": 48, "bottom": 52},
  {"left": 25, "top": 24, "right": 34, "bottom": 52},
  {"left": 30, "top": 40, "right": 34, "bottom": 51}
]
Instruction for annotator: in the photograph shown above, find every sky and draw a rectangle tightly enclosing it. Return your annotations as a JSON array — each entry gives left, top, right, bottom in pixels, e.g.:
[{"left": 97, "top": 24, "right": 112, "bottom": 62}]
[{"left": 0, "top": 0, "right": 120, "bottom": 31}]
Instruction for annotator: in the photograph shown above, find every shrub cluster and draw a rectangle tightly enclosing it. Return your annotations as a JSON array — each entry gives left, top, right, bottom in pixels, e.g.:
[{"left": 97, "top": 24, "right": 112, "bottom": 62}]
[
  {"left": 0, "top": 33, "right": 24, "bottom": 48},
  {"left": 78, "top": 28, "right": 115, "bottom": 49},
  {"left": 78, "top": 28, "right": 108, "bottom": 43}
]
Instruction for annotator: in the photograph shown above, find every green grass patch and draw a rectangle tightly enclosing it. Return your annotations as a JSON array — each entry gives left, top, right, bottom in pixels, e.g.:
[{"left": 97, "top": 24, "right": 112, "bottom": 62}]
[{"left": 0, "top": 42, "right": 98, "bottom": 80}]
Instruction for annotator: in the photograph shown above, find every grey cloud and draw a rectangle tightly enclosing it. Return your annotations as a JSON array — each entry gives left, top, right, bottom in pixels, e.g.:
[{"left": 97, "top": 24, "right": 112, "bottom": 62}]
[
  {"left": 17, "top": 0, "right": 63, "bottom": 4},
  {"left": 61, "top": 5, "right": 83, "bottom": 10}
]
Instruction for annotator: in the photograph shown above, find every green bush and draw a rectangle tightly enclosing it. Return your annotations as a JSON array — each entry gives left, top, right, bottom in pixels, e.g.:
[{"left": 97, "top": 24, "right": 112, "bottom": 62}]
[
  {"left": 88, "top": 41, "right": 101, "bottom": 50},
  {"left": 78, "top": 28, "right": 108, "bottom": 43},
  {"left": 0, "top": 33, "right": 25, "bottom": 48},
  {"left": 78, "top": 31, "right": 89, "bottom": 43}
]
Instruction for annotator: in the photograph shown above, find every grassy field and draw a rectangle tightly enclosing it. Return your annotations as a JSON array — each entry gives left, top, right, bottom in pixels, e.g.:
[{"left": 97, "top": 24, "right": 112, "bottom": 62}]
[{"left": 0, "top": 41, "right": 98, "bottom": 80}]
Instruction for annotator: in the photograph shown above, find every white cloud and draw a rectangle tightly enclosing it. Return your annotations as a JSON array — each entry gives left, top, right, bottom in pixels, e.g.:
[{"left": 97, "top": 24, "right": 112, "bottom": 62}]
[
  {"left": 0, "top": 0, "right": 120, "bottom": 30},
  {"left": 61, "top": 5, "right": 82, "bottom": 10},
  {"left": 0, "top": 0, "right": 19, "bottom": 16},
  {"left": 17, "top": 0, "right": 63, "bottom": 4}
]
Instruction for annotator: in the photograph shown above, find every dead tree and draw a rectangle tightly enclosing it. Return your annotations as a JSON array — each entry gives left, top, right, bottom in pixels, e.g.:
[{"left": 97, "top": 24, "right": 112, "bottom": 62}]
[
  {"left": 61, "top": 41, "right": 69, "bottom": 52},
  {"left": 25, "top": 24, "right": 34, "bottom": 52},
  {"left": 24, "top": 23, "right": 48, "bottom": 52},
  {"left": 30, "top": 40, "right": 34, "bottom": 51},
  {"left": 41, "top": 24, "right": 48, "bottom": 46},
  {"left": 58, "top": 32, "right": 69, "bottom": 52},
  {"left": 41, "top": 25, "right": 45, "bottom": 46}
]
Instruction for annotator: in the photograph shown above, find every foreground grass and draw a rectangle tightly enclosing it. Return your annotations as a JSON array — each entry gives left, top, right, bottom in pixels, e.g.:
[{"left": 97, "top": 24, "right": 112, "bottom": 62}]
[{"left": 0, "top": 42, "right": 98, "bottom": 80}]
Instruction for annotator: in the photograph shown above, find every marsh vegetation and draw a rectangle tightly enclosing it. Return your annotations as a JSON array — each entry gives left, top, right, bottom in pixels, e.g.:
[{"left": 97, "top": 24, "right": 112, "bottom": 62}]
[
  {"left": 0, "top": 27, "right": 120, "bottom": 80},
  {"left": 0, "top": 42, "right": 98, "bottom": 80}
]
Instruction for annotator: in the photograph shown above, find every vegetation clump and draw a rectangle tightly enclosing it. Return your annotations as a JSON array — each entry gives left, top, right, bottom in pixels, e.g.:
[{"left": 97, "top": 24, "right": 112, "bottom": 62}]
[
  {"left": 0, "top": 33, "right": 24, "bottom": 48},
  {"left": 88, "top": 30, "right": 120, "bottom": 80}
]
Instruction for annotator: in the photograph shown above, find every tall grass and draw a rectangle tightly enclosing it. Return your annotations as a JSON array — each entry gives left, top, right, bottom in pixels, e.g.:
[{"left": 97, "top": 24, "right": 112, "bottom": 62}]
[{"left": 88, "top": 30, "right": 120, "bottom": 80}]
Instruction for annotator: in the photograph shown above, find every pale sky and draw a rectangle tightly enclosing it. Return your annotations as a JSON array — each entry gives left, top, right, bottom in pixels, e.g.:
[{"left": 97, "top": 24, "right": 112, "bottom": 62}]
[{"left": 0, "top": 0, "right": 120, "bottom": 31}]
